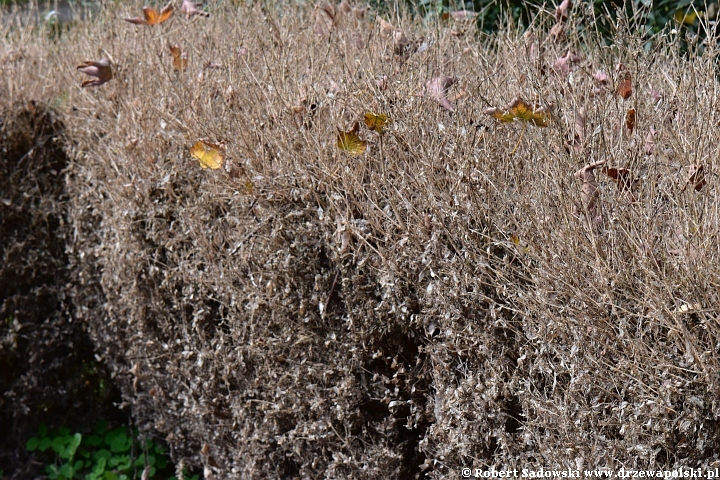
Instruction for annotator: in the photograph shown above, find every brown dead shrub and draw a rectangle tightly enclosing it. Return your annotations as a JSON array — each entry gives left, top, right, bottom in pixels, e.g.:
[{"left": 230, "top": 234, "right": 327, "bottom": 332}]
[{"left": 3, "top": 0, "right": 720, "bottom": 477}]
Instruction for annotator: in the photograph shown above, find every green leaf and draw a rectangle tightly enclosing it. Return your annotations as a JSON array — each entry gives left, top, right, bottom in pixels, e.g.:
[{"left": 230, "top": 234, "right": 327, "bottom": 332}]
[
  {"left": 103, "top": 472, "right": 119, "bottom": 480},
  {"left": 93, "top": 449, "right": 112, "bottom": 461},
  {"left": 52, "top": 435, "right": 68, "bottom": 455},
  {"left": 26, "top": 437, "right": 40, "bottom": 451},
  {"left": 115, "top": 455, "right": 131, "bottom": 471},
  {"left": 73, "top": 460, "right": 84, "bottom": 471},
  {"left": 39, "top": 437, "right": 52, "bottom": 451},
  {"left": 106, "top": 429, "right": 130, "bottom": 453},
  {"left": 92, "top": 456, "right": 107, "bottom": 473},
  {"left": 67, "top": 433, "right": 82, "bottom": 460},
  {"left": 85, "top": 434, "right": 102, "bottom": 447},
  {"left": 59, "top": 463, "right": 74, "bottom": 479},
  {"left": 46, "top": 464, "right": 59, "bottom": 478}
]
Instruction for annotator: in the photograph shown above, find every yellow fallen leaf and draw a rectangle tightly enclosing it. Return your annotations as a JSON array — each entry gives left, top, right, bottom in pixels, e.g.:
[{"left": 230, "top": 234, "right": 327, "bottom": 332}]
[
  {"left": 336, "top": 122, "right": 367, "bottom": 155},
  {"left": 190, "top": 140, "right": 224, "bottom": 170},
  {"left": 484, "top": 97, "right": 548, "bottom": 127},
  {"left": 363, "top": 112, "right": 390, "bottom": 133}
]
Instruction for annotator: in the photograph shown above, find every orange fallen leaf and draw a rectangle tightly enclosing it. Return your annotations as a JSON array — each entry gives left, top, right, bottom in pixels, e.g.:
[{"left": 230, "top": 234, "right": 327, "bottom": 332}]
[
  {"left": 77, "top": 58, "right": 113, "bottom": 87},
  {"left": 625, "top": 108, "right": 636, "bottom": 133},
  {"left": 336, "top": 122, "right": 367, "bottom": 155},
  {"left": 169, "top": 44, "right": 188, "bottom": 71},
  {"left": 124, "top": 3, "right": 174, "bottom": 25},
  {"left": 364, "top": 112, "right": 390, "bottom": 134},
  {"left": 190, "top": 140, "right": 224, "bottom": 170},
  {"left": 617, "top": 71, "right": 632, "bottom": 99},
  {"left": 181, "top": 0, "right": 208, "bottom": 19},
  {"left": 484, "top": 97, "right": 548, "bottom": 127}
]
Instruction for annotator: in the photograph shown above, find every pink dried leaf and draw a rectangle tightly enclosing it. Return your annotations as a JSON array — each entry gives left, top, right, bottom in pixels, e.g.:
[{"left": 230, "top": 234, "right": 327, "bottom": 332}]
[
  {"left": 77, "top": 58, "right": 113, "bottom": 87},
  {"left": 181, "top": 0, "right": 208, "bottom": 19},
  {"left": 450, "top": 10, "right": 479, "bottom": 20},
  {"left": 575, "top": 107, "right": 586, "bottom": 144},
  {"left": 378, "top": 17, "right": 394, "bottom": 37},
  {"left": 575, "top": 160, "right": 605, "bottom": 211},
  {"left": 644, "top": 128, "right": 656, "bottom": 155},
  {"left": 555, "top": 0, "right": 572, "bottom": 22},
  {"left": 553, "top": 50, "right": 581, "bottom": 74},
  {"left": 650, "top": 88, "right": 664, "bottom": 104},
  {"left": 424, "top": 75, "right": 456, "bottom": 112},
  {"left": 549, "top": 22, "right": 565, "bottom": 40},
  {"left": 593, "top": 70, "right": 609, "bottom": 84}
]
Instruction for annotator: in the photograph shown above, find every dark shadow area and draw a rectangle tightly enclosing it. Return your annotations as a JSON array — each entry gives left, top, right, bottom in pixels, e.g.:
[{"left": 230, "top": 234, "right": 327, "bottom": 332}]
[{"left": 0, "top": 102, "right": 124, "bottom": 478}]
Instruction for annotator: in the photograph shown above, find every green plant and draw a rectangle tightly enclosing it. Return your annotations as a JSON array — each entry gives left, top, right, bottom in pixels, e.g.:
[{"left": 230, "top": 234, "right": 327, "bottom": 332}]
[{"left": 25, "top": 422, "right": 193, "bottom": 480}]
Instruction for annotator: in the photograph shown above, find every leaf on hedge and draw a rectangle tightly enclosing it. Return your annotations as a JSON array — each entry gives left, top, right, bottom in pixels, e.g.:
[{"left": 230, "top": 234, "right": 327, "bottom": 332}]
[
  {"left": 625, "top": 108, "right": 636, "bottom": 133},
  {"left": 553, "top": 50, "right": 581, "bottom": 74},
  {"left": 363, "top": 112, "right": 390, "bottom": 133},
  {"left": 593, "top": 70, "right": 609, "bottom": 84},
  {"left": 336, "top": 122, "right": 367, "bottom": 155},
  {"left": 424, "top": 76, "right": 456, "bottom": 112},
  {"left": 575, "top": 160, "right": 605, "bottom": 212},
  {"left": 644, "top": 128, "right": 656, "bottom": 155},
  {"left": 181, "top": 0, "right": 208, "bottom": 19},
  {"left": 555, "top": 0, "right": 572, "bottom": 22},
  {"left": 77, "top": 58, "right": 113, "bottom": 87},
  {"left": 684, "top": 164, "right": 706, "bottom": 192},
  {"left": 484, "top": 97, "right": 548, "bottom": 127},
  {"left": 605, "top": 167, "right": 639, "bottom": 197},
  {"left": 190, "top": 140, "right": 225, "bottom": 170},
  {"left": 124, "top": 4, "right": 174, "bottom": 25},
  {"left": 169, "top": 44, "right": 188, "bottom": 71},
  {"left": 617, "top": 71, "right": 632, "bottom": 99}
]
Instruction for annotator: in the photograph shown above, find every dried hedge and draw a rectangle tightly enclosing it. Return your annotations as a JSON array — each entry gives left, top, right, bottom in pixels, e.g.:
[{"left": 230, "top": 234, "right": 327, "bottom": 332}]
[{"left": 3, "top": 0, "right": 720, "bottom": 477}]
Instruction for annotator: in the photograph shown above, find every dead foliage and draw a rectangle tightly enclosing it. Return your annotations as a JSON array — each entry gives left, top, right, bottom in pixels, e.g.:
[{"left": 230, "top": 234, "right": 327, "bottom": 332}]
[{"left": 2, "top": 0, "right": 720, "bottom": 477}]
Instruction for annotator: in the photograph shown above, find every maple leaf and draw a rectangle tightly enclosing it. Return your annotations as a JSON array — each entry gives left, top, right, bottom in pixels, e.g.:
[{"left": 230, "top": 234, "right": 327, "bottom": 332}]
[
  {"left": 336, "top": 122, "right": 367, "bottom": 155},
  {"left": 77, "top": 58, "right": 113, "bottom": 87},
  {"left": 124, "top": 3, "right": 174, "bottom": 25},
  {"left": 364, "top": 112, "right": 390, "bottom": 133},
  {"left": 181, "top": 0, "right": 208, "bottom": 19},
  {"left": 424, "top": 76, "right": 456, "bottom": 112},
  {"left": 484, "top": 97, "right": 548, "bottom": 127},
  {"left": 190, "top": 140, "right": 225, "bottom": 170}
]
